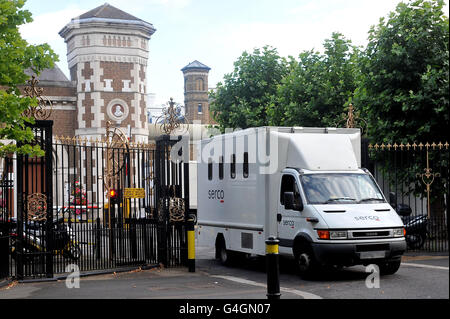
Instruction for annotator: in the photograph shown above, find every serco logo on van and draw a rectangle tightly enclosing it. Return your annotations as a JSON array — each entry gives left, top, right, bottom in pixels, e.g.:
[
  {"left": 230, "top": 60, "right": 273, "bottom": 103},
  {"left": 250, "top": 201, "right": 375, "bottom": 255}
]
[
  {"left": 354, "top": 216, "right": 381, "bottom": 222},
  {"left": 208, "top": 190, "right": 225, "bottom": 201}
]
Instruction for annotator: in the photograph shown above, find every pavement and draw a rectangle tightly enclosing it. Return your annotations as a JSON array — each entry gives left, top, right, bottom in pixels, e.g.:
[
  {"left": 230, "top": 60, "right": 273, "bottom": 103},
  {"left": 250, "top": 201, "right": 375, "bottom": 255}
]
[{"left": 0, "top": 266, "right": 308, "bottom": 300}]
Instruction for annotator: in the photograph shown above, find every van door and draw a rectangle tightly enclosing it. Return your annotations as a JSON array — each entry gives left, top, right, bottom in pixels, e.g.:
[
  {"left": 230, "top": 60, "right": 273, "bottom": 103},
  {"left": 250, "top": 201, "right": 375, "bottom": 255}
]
[{"left": 278, "top": 174, "right": 304, "bottom": 248}]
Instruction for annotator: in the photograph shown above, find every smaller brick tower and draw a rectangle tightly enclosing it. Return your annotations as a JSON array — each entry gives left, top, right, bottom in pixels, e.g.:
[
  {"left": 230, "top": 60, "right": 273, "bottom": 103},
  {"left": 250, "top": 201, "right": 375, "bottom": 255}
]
[{"left": 182, "top": 61, "right": 211, "bottom": 124}]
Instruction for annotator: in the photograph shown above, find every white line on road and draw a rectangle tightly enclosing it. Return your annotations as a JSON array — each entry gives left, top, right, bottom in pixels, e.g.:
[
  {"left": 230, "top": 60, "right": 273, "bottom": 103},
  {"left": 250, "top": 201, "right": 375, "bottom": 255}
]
[
  {"left": 402, "top": 263, "right": 449, "bottom": 270},
  {"left": 212, "top": 275, "right": 322, "bottom": 299}
]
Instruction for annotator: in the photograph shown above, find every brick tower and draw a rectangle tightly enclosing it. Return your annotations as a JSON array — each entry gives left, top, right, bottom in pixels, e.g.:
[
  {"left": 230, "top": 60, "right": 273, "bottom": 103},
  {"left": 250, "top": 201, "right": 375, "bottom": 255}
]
[
  {"left": 59, "top": 3, "right": 156, "bottom": 142},
  {"left": 182, "top": 61, "right": 212, "bottom": 124}
]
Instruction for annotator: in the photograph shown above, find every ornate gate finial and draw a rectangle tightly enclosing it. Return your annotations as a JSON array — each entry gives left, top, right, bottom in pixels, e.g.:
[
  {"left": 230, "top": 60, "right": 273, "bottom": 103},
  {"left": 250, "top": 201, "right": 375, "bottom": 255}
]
[
  {"left": 156, "top": 98, "right": 184, "bottom": 135},
  {"left": 336, "top": 104, "right": 368, "bottom": 134},
  {"left": 23, "top": 76, "right": 53, "bottom": 120},
  {"left": 102, "top": 121, "right": 130, "bottom": 192},
  {"left": 416, "top": 151, "right": 441, "bottom": 219}
]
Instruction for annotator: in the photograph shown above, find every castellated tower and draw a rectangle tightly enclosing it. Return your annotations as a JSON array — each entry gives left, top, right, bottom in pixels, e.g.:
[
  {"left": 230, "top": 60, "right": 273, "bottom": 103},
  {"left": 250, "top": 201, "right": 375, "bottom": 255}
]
[
  {"left": 59, "top": 3, "right": 156, "bottom": 143},
  {"left": 182, "top": 61, "right": 212, "bottom": 124}
]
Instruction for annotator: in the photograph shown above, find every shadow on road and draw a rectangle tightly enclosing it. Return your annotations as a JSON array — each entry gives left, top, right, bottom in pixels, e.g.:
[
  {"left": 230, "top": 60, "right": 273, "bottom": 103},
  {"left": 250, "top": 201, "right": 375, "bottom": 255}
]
[{"left": 201, "top": 254, "right": 370, "bottom": 283}]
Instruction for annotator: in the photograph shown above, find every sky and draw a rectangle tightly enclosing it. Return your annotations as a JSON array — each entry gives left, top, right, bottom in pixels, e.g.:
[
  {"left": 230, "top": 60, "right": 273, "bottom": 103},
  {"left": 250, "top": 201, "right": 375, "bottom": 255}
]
[{"left": 20, "top": 0, "right": 449, "bottom": 109}]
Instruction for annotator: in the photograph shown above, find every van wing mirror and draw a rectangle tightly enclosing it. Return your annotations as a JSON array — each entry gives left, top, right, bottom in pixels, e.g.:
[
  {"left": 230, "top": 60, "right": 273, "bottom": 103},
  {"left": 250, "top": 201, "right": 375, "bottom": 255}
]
[
  {"left": 284, "top": 192, "right": 295, "bottom": 210},
  {"left": 389, "top": 192, "right": 397, "bottom": 207},
  {"left": 283, "top": 192, "right": 303, "bottom": 212}
]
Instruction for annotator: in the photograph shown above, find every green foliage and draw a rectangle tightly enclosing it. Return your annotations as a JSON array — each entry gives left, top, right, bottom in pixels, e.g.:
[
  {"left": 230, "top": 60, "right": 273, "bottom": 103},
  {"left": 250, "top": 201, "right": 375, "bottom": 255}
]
[
  {"left": 356, "top": 0, "right": 449, "bottom": 144},
  {"left": 209, "top": 1, "right": 448, "bottom": 142},
  {"left": 356, "top": 0, "right": 449, "bottom": 215},
  {"left": 269, "top": 33, "right": 362, "bottom": 128},
  {"left": 0, "top": 0, "right": 58, "bottom": 157},
  {"left": 210, "top": 34, "right": 362, "bottom": 130},
  {"left": 210, "top": 46, "right": 290, "bottom": 131}
]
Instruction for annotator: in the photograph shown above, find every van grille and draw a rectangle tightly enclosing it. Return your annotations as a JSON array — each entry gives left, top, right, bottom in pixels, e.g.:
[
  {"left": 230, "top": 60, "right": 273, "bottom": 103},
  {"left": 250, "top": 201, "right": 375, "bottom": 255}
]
[{"left": 349, "top": 230, "right": 392, "bottom": 239}]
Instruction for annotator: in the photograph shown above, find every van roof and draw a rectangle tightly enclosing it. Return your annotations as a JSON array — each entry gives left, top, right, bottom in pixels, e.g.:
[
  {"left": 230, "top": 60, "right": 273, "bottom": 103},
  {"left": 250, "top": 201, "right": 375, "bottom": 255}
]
[{"left": 199, "top": 127, "right": 361, "bottom": 171}]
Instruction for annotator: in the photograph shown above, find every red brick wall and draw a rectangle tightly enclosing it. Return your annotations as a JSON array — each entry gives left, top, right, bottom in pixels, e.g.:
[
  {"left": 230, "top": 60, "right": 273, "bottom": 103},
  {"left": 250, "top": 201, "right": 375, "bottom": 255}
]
[{"left": 49, "top": 109, "right": 77, "bottom": 137}]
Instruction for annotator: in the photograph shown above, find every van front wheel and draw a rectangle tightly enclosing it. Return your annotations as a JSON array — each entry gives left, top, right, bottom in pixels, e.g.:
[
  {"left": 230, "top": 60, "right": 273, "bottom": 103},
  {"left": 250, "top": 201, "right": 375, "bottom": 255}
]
[
  {"left": 377, "top": 259, "right": 402, "bottom": 276},
  {"left": 294, "top": 244, "right": 318, "bottom": 278}
]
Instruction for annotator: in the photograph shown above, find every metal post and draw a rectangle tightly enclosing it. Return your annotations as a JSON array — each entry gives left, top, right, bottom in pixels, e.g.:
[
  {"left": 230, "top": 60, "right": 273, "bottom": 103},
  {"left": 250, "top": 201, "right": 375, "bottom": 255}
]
[
  {"left": 187, "top": 220, "right": 195, "bottom": 272},
  {"left": 43, "top": 122, "right": 54, "bottom": 278},
  {"left": 266, "top": 237, "right": 281, "bottom": 300},
  {"left": 96, "top": 217, "right": 101, "bottom": 259},
  {"left": 16, "top": 152, "right": 24, "bottom": 280}
]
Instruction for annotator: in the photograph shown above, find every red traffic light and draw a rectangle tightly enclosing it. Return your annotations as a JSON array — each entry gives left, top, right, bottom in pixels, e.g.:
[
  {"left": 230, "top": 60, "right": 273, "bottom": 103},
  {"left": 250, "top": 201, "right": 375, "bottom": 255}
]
[{"left": 109, "top": 189, "right": 118, "bottom": 199}]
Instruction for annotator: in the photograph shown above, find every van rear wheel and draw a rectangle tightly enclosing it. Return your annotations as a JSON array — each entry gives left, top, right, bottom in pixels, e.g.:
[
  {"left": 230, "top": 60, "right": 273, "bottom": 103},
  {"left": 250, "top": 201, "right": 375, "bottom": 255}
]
[
  {"left": 219, "top": 244, "right": 228, "bottom": 265},
  {"left": 216, "top": 238, "right": 231, "bottom": 266}
]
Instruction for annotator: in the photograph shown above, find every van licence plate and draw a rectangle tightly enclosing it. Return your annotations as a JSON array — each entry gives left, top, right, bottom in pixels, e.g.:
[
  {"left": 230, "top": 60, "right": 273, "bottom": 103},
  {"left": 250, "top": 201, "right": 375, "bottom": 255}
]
[{"left": 359, "top": 251, "right": 386, "bottom": 259}]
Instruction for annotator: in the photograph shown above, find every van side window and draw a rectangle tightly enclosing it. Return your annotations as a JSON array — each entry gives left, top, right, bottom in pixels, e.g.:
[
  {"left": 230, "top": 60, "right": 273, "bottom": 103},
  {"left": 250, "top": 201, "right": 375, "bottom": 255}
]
[
  {"left": 230, "top": 154, "right": 236, "bottom": 179},
  {"left": 280, "top": 175, "right": 302, "bottom": 206},
  {"left": 208, "top": 159, "right": 213, "bottom": 180},
  {"left": 219, "top": 156, "right": 224, "bottom": 180},
  {"left": 243, "top": 152, "right": 249, "bottom": 178}
]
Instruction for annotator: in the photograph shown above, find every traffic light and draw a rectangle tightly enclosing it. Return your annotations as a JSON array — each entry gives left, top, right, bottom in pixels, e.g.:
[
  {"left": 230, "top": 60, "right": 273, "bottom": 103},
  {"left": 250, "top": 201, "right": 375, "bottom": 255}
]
[{"left": 109, "top": 189, "right": 119, "bottom": 204}]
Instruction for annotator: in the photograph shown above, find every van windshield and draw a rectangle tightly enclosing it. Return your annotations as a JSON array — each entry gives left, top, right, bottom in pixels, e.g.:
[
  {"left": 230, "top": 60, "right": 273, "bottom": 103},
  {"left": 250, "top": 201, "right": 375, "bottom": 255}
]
[{"left": 300, "top": 173, "right": 385, "bottom": 205}]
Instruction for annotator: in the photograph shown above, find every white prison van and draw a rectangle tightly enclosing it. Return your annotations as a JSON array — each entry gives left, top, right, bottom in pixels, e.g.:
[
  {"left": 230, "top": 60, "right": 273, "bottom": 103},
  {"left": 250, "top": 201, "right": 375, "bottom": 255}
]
[{"left": 197, "top": 127, "right": 406, "bottom": 277}]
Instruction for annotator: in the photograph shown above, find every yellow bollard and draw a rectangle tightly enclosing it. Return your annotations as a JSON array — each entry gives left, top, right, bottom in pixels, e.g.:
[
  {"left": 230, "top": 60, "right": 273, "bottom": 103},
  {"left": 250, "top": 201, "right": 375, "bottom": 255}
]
[
  {"left": 266, "top": 237, "right": 281, "bottom": 300},
  {"left": 187, "top": 221, "right": 195, "bottom": 272}
]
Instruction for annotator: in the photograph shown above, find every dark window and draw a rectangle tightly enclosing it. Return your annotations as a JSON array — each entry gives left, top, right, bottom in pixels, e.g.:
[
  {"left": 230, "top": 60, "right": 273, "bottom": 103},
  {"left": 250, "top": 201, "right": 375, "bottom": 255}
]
[
  {"left": 230, "top": 154, "right": 236, "bottom": 179},
  {"left": 208, "top": 159, "right": 213, "bottom": 180},
  {"left": 198, "top": 103, "right": 203, "bottom": 114},
  {"left": 243, "top": 152, "right": 249, "bottom": 178},
  {"left": 219, "top": 156, "right": 224, "bottom": 180},
  {"left": 280, "top": 175, "right": 302, "bottom": 206}
]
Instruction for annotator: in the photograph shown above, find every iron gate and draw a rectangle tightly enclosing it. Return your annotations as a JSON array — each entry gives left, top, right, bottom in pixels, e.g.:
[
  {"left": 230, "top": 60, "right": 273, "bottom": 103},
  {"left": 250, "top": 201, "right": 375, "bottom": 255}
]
[
  {"left": 1, "top": 120, "right": 192, "bottom": 280},
  {"left": 13, "top": 120, "right": 54, "bottom": 279},
  {"left": 362, "top": 140, "right": 449, "bottom": 252},
  {"left": 0, "top": 158, "right": 13, "bottom": 280},
  {"left": 155, "top": 135, "right": 190, "bottom": 267}
]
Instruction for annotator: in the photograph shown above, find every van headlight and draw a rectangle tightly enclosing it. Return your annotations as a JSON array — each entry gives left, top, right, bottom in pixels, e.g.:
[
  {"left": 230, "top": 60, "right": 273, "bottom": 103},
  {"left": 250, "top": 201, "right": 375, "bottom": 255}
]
[
  {"left": 330, "top": 231, "right": 348, "bottom": 240},
  {"left": 393, "top": 228, "right": 405, "bottom": 237}
]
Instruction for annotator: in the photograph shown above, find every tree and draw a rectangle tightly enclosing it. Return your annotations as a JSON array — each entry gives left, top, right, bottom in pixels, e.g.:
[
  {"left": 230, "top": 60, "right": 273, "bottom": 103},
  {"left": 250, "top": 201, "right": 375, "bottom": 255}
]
[
  {"left": 357, "top": 0, "right": 449, "bottom": 143},
  {"left": 356, "top": 0, "right": 449, "bottom": 220},
  {"left": 269, "top": 33, "right": 362, "bottom": 128},
  {"left": 0, "top": 0, "right": 58, "bottom": 156},
  {"left": 210, "top": 46, "right": 289, "bottom": 131}
]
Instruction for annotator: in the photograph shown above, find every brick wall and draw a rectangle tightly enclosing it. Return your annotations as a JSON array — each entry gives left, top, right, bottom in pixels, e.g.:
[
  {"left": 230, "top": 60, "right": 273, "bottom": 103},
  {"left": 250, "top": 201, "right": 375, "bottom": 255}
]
[{"left": 49, "top": 109, "right": 77, "bottom": 137}]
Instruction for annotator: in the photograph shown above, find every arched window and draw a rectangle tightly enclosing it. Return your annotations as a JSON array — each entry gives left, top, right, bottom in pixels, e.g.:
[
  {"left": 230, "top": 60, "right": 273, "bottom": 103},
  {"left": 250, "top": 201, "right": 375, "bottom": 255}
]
[{"left": 195, "top": 78, "right": 204, "bottom": 91}]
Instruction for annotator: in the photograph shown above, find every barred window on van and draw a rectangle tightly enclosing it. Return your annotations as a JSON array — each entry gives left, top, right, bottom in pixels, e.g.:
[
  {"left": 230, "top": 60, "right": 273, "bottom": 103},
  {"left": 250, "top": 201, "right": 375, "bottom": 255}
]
[
  {"left": 230, "top": 154, "right": 236, "bottom": 179},
  {"left": 208, "top": 159, "right": 213, "bottom": 180},
  {"left": 243, "top": 152, "right": 249, "bottom": 178},
  {"left": 219, "top": 156, "right": 224, "bottom": 180}
]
